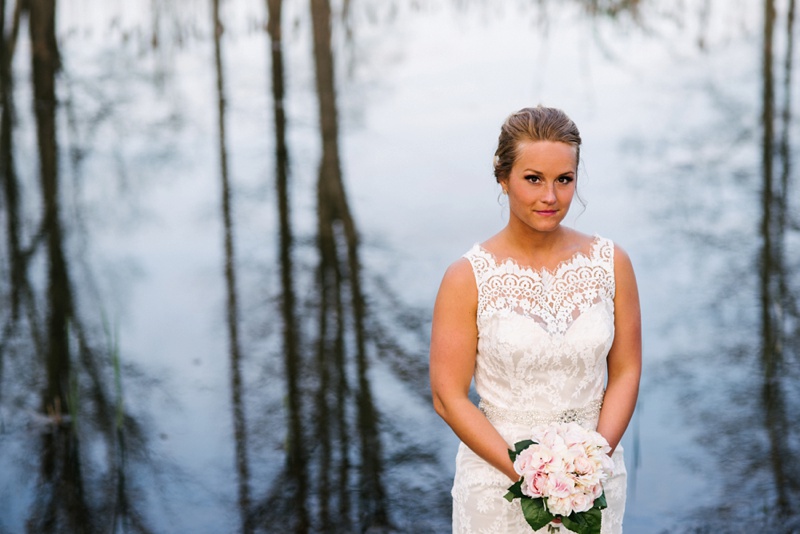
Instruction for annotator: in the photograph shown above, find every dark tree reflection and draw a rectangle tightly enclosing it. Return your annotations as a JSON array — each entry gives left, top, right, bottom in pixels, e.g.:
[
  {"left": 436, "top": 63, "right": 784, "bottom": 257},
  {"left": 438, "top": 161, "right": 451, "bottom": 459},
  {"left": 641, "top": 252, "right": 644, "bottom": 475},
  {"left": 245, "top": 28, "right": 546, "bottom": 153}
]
[
  {"left": 0, "top": 2, "right": 155, "bottom": 532},
  {"left": 211, "top": 0, "right": 253, "bottom": 531},
  {"left": 650, "top": 0, "right": 800, "bottom": 530},
  {"left": 27, "top": 3, "right": 94, "bottom": 529},
  {"left": 256, "top": 0, "right": 391, "bottom": 531},
  {"left": 311, "top": 0, "right": 389, "bottom": 529},
  {"left": 253, "top": 2, "right": 674, "bottom": 532},
  {"left": 254, "top": 0, "right": 311, "bottom": 531},
  {"left": 757, "top": 0, "right": 799, "bottom": 521}
]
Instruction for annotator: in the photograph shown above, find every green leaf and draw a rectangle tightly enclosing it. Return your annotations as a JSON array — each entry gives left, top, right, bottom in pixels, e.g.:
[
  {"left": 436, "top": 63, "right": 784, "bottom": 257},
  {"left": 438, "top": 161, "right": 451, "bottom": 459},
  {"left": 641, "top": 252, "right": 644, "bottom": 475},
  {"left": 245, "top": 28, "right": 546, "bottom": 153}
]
[
  {"left": 509, "top": 439, "right": 538, "bottom": 462},
  {"left": 561, "top": 507, "right": 602, "bottom": 534},
  {"left": 520, "top": 498, "right": 554, "bottom": 531},
  {"left": 594, "top": 492, "right": 607, "bottom": 510},
  {"left": 504, "top": 480, "right": 524, "bottom": 502},
  {"left": 513, "top": 439, "right": 536, "bottom": 453}
]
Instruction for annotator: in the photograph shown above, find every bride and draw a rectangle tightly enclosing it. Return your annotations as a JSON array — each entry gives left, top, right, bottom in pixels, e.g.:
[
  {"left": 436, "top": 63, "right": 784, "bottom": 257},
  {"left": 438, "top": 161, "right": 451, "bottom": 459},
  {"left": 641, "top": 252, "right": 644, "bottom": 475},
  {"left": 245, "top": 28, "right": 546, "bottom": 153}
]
[{"left": 430, "top": 106, "right": 641, "bottom": 533}]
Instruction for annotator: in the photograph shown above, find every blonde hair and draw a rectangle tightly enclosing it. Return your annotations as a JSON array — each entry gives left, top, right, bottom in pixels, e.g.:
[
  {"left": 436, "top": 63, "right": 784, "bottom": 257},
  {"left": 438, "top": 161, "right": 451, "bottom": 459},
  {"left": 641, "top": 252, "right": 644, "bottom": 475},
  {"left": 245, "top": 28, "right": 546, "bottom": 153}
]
[{"left": 493, "top": 106, "right": 582, "bottom": 183}]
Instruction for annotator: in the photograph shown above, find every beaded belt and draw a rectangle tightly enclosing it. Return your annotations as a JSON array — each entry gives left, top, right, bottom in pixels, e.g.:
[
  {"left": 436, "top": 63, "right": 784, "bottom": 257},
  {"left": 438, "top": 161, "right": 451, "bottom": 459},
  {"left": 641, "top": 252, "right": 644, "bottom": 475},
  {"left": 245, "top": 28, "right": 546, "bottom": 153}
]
[{"left": 479, "top": 398, "right": 603, "bottom": 426}]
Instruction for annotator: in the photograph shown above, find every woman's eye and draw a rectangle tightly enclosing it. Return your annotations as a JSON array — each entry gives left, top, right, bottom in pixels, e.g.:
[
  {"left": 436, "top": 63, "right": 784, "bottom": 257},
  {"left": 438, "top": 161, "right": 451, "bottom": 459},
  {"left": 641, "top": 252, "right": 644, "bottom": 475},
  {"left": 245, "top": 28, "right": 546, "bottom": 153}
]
[
  {"left": 524, "top": 175, "right": 540, "bottom": 183},
  {"left": 558, "top": 176, "right": 574, "bottom": 184}
]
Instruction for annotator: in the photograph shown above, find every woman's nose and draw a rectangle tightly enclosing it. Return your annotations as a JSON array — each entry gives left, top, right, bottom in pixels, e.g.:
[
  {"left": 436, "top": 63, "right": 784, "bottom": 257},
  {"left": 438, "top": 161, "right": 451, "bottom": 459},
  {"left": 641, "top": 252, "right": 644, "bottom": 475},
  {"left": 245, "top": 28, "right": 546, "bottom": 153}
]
[{"left": 542, "top": 184, "right": 557, "bottom": 203}]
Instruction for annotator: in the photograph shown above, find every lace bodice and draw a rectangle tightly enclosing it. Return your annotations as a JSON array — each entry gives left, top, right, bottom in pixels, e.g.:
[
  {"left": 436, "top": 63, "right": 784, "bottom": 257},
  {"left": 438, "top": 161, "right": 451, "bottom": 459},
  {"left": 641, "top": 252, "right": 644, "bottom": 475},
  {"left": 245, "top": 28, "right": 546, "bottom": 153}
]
[
  {"left": 465, "top": 235, "right": 615, "bottom": 423},
  {"left": 451, "top": 236, "right": 626, "bottom": 534}
]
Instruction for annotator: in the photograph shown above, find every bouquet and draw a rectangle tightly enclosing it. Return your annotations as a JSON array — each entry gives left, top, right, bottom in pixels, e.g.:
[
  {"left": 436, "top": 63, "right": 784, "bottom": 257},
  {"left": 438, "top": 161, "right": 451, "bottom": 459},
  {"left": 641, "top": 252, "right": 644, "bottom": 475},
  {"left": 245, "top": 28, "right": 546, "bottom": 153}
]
[{"left": 504, "top": 422, "right": 614, "bottom": 534}]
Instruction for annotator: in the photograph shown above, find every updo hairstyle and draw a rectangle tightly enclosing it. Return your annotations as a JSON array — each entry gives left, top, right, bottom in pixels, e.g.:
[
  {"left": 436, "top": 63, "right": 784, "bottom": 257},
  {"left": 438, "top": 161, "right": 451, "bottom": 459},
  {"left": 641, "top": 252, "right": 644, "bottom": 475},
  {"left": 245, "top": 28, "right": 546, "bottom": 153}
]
[{"left": 493, "top": 106, "right": 582, "bottom": 183}]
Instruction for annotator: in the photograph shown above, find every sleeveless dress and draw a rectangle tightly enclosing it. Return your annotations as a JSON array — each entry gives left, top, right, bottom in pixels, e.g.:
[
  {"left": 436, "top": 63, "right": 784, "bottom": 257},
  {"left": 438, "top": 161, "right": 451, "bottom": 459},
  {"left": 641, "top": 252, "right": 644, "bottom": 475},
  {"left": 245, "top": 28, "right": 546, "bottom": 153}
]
[{"left": 452, "top": 236, "right": 627, "bottom": 534}]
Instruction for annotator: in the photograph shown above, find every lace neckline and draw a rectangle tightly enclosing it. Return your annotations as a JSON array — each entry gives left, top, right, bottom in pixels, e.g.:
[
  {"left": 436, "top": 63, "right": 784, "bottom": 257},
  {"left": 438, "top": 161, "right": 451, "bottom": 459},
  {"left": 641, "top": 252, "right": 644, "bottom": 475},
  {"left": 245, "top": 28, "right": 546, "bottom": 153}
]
[{"left": 472, "top": 234, "right": 603, "bottom": 279}]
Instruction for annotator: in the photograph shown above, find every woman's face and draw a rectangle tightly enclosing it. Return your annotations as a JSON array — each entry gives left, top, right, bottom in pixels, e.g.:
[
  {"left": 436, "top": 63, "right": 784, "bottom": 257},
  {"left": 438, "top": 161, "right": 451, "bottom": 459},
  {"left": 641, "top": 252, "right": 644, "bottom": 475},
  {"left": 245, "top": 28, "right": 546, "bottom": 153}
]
[{"left": 502, "top": 140, "right": 577, "bottom": 235}]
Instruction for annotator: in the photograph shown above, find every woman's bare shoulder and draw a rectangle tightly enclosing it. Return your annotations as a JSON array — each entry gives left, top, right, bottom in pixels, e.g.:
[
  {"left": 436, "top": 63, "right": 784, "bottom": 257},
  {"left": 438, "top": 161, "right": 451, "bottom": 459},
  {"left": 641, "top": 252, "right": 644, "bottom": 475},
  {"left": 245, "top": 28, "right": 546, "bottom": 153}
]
[
  {"left": 612, "top": 242, "right": 634, "bottom": 269},
  {"left": 439, "top": 256, "right": 477, "bottom": 293},
  {"left": 611, "top": 242, "right": 638, "bottom": 296}
]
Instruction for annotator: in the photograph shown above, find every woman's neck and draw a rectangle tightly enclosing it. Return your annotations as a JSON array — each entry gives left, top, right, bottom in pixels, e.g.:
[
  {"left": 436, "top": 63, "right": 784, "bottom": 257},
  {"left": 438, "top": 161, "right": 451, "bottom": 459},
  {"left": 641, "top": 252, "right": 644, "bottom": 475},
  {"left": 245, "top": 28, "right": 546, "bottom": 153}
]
[{"left": 502, "top": 222, "right": 572, "bottom": 254}]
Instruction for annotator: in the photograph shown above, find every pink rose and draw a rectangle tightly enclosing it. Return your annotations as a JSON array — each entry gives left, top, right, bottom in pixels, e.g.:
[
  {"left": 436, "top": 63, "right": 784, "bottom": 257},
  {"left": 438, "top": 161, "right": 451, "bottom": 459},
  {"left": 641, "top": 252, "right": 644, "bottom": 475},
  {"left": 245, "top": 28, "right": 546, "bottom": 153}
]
[
  {"left": 523, "top": 471, "right": 548, "bottom": 499},
  {"left": 514, "top": 446, "right": 554, "bottom": 479},
  {"left": 513, "top": 449, "right": 535, "bottom": 476},
  {"left": 545, "top": 472, "right": 575, "bottom": 499}
]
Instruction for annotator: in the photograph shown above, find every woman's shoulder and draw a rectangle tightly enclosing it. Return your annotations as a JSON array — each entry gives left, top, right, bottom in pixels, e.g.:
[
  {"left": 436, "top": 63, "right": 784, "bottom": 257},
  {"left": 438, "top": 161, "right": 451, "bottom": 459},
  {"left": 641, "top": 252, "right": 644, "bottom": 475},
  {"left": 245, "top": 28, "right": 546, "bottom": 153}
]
[
  {"left": 435, "top": 256, "right": 478, "bottom": 308},
  {"left": 443, "top": 256, "right": 474, "bottom": 279}
]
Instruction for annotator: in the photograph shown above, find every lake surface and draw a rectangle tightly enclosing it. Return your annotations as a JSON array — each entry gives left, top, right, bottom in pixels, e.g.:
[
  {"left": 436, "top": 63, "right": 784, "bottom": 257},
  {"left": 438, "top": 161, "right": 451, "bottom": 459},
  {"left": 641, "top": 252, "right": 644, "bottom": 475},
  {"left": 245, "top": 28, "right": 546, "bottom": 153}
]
[{"left": 1, "top": 0, "right": 798, "bottom": 532}]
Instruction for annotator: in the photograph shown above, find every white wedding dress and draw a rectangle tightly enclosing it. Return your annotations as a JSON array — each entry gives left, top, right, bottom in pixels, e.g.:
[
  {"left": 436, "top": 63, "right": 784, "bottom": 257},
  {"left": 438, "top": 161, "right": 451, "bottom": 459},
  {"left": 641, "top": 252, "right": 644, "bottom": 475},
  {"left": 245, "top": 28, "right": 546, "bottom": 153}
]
[{"left": 452, "top": 236, "right": 627, "bottom": 534}]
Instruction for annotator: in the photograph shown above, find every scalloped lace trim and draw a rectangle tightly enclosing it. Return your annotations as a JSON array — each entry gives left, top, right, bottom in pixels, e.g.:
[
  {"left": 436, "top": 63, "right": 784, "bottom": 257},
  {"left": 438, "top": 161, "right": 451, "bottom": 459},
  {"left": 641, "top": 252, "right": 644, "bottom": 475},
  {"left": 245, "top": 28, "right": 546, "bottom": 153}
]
[{"left": 465, "top": 236, "right": 615, "bottom": 335}]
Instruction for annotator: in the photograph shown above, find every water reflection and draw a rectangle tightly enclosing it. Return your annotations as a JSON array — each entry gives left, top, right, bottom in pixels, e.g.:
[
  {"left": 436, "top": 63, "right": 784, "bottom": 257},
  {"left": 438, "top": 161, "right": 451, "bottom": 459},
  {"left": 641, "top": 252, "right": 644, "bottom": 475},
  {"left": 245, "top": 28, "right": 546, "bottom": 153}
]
[
  {"left": 757, "top": 0, "right": 798, "bottom": 522},
  {"left": 1, "top": 0, "right": 24, "bottom": 322},
  {"left": 212, "top": 0, "right": 253, "bottom": 531},
  {"left": 258, "top": 0, "right": 390, "bottom": 531},
  {"left": 261, "top": 0, "right": 311, "bottom": 529},
  {"left": 3, "top": 0, "right": 799, "bottom": 531},
  {"left": 313, "top": 0, "right": 389, "bottom": 527},
  {"left": 660, "top": 0, "right": 800, "bottom": 530},
  {"left": 1, "top": 2, "right": 154, "bottom": 532}
]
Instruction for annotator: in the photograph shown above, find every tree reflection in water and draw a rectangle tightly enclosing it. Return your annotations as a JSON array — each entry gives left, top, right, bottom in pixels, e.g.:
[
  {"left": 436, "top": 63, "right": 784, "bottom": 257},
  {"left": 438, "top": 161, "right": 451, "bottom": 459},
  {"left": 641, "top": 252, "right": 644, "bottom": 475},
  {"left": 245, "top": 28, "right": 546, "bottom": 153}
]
[
  {"left": 1, "top": 0, "right": 797, "bottom": 531},
  {"left": 212, "top": 0, "right": 253, "bottom": 532},
  {"left": 257, "top": 0, "right": 394, "bottom": 531},
  {"left": 651, "top": 0, "right": 800, "bottom": 530},
  {"left": 756, "top": 0, "right": 799, "bottom": 523},
  {"left": 257, "top": 0, "right": 312, "bottom": 531},
  {"left": 1, "top": 1, "right": 154, "bottom": 532}
]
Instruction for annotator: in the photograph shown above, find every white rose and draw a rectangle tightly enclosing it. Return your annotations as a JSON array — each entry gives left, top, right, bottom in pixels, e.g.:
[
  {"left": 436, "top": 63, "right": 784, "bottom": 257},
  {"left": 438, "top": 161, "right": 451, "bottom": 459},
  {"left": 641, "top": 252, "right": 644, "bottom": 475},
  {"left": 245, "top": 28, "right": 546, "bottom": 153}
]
[
  {"left": 561, "top": 422, "right": 588, "bottom": 444},
  {"left": 576, "top": 470, "right": 601, "bottom": 488},
  {"left": 570, "top": 491, "right": 595, "bottom": 513},
  {"left": 573, "top": 454, "right": 595, "bottom": 476},
  {"left": 547, "top": 496, "right": 574, "bottom": 517}
]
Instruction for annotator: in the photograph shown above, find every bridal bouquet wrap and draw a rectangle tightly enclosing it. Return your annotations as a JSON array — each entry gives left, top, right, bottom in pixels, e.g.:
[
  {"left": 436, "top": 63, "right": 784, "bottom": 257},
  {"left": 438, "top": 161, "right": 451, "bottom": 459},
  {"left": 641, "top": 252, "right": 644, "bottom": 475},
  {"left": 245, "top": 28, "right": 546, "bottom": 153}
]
[{"left": 504, "top": 422, "right": 614, "bottom": 534}]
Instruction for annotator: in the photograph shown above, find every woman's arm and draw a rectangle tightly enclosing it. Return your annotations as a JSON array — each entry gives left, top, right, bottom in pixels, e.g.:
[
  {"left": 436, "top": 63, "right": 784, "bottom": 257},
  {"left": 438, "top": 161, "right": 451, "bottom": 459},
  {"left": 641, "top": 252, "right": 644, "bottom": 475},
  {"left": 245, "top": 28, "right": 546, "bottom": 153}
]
[
  {"left": 596, "top": 244, "right": 642, "bottom": 453},
  {"left": 429, "top": 258, "right": 517, "bottom": 481}
]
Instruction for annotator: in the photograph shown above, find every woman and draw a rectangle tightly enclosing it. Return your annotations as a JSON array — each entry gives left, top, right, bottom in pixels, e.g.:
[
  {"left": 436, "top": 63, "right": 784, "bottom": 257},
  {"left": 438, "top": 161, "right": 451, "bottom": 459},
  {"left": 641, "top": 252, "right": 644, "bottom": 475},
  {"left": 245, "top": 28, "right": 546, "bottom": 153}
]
[{"left": 430, "top": 106, "right": 641, "bottom": 533}]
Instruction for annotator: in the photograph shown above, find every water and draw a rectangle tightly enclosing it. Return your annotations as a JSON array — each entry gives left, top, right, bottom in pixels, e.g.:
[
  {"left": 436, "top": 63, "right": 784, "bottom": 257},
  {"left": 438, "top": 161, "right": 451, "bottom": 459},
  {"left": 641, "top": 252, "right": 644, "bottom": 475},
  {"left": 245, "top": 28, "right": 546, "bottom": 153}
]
[{"left": 0, "top": 0, "right": 798, "bottom": 532}]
